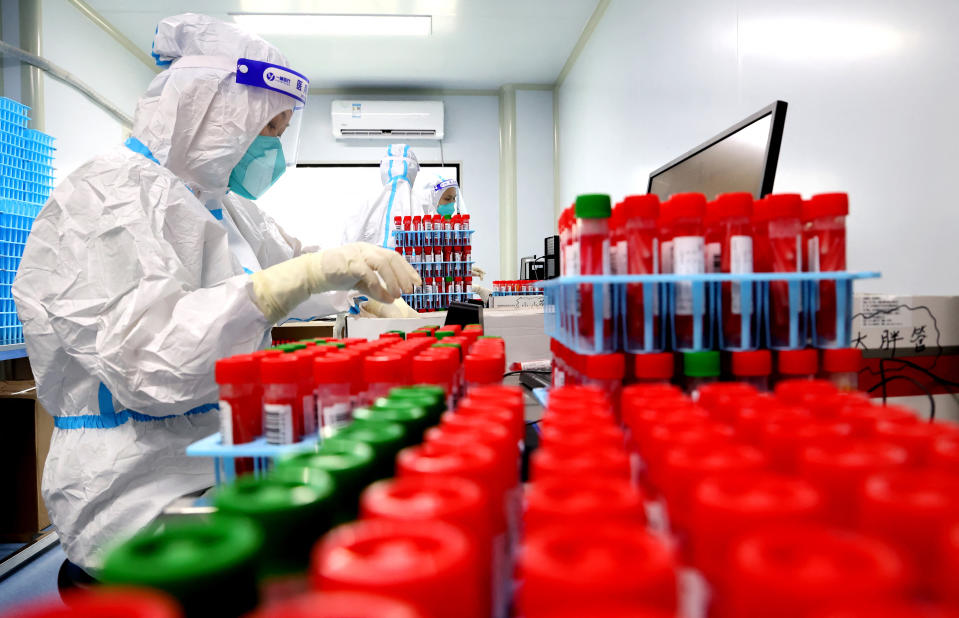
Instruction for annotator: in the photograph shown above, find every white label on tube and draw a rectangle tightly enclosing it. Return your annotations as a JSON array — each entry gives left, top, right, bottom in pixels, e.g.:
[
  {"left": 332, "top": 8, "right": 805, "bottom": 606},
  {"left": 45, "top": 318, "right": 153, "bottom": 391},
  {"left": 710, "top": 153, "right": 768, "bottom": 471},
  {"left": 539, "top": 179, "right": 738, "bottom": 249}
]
[
  {"left": 602, "top": 238, "right": 611, "bottom": 319},
  {"left": 660, "top": 240, "right": 673, "bottom": 274},
  {"left": 303, "top": 395, "right": 316, "bottom": 436},
  {"left": 264, "top": 403, "right": 294, "bottom": 444},
  {"left": 321, "top": 401, "right": 351, "bottom": 431},
  {"left": 807, "top": 236, "right": 820, "bottom": 272},
  {"left": 568, "top": 243, "right": 580, "bottom": 275},
  {"left": 652, "top": 238, "right": 660, "bottom": 315},
  {"left": 730, "top": 235, "right": 753, "bottom": 315},
  {"left": 219, "top": 400, "right": 233, "bottom": 446},
  {"left": 673, "top": 236, "right": 704, "bottom": 316},
  {"left": 705, "top": 242, "right": 721, "bottom": 274},
  {"left": 613, "top": 240, "right": 628, "bottom": 275}
]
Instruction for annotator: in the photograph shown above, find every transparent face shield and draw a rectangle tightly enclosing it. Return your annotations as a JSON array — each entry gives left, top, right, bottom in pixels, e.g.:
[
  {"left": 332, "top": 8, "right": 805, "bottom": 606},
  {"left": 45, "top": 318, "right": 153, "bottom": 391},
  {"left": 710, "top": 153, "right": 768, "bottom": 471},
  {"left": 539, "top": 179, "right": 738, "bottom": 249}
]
[{"left": 235, "top": 57, "right": 309, "bottom": 168}]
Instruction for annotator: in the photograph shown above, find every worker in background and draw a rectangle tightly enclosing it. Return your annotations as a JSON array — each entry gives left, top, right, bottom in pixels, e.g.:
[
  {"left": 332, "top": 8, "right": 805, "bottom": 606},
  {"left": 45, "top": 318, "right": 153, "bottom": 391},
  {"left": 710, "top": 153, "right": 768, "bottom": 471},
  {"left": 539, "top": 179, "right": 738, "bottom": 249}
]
[
  {"left": 12, "top": 13, "right": 419, "bottom": 578},
  {"left": 344, "top": 143, "right": 420, "bottom": 249},
  {"left": 413, "top": 171, "right": 490, "bottom": 301}
]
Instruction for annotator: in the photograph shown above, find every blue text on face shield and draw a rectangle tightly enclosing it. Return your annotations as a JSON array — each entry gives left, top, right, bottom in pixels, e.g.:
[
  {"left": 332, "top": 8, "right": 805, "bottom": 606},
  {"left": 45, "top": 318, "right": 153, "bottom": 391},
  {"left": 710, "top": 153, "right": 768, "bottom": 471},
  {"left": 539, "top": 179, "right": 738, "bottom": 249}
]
[{"left": 228, "top": 135, "right": 286, "bottom": 200}]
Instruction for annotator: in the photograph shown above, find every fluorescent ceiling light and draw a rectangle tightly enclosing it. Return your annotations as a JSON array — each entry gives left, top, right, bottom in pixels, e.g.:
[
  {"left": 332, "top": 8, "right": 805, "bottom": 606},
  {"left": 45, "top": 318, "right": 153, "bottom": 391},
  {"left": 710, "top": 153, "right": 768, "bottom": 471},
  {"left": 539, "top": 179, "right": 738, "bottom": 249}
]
[{"left": 231, "top": 13, "right": 431, "bottom": 37}]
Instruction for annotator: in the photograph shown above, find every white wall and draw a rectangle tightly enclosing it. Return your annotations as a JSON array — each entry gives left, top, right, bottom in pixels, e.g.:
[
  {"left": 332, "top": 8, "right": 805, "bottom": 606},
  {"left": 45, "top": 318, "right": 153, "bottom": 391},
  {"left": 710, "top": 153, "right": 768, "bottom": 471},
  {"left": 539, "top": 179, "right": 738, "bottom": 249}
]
[
  {"left": 274, "top": 93, "right": 504, "bottom": 281},
  {"left": 40, "top": 0, "right": 156, "bottom": 182},
  {"left": 557, "top": 0, "right": 959, "bottom": 296},
  {"left": 515, "top": 89, "right": 555, "bottom": 266}
]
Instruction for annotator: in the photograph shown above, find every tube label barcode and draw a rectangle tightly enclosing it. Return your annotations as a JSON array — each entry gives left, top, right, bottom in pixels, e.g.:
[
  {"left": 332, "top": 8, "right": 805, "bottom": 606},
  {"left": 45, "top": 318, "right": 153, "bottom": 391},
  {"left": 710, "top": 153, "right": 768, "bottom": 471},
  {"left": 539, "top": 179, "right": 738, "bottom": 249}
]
[
  {"left": 264, "top": 403, "right": 294, "bottom": 444},
  {"left": 219, "top": 400, "right": 233, "bottom": 446},
  {"left": 320, "top": 402, "right": 352, "bottom": 431}
]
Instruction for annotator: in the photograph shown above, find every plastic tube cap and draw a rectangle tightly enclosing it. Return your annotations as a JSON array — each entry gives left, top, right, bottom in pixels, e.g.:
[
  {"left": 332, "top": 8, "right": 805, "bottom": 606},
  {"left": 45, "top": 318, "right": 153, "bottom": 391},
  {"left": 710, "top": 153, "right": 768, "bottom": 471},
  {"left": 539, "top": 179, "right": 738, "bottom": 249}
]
[
  {"left": 777, "top": 349, "right": 818, "bottom": 376},
  {"left": 631, "top": 352, "right": 675, "bottom": 380},
  {"left": 574, "top": 194, "right": 612, "bottom": 219},
  {"left": 683, "top": 351, "right": 720, "bottom": 378},
  {"left": 753, "top": 193, "right": 802, "bottom": 221},
  {"left": 804, "top": 192, "right": 849, "bottom": 220},
  {"left": 518, "top": 524, "right": 677, "bottom": 614},
  {"left": 584, "top": 353, "right": 625, "bottom": 380},
  {"left": 274, "top": 439, "right": 376, "bottom": 512},
  {"left": 525, "top": 476, "right": 645, "bottom": 530},
  {"left": 731, "top": 350, "right": 772, "bottom": 377},
  {"left": 821, "top": 348, "right": 863, "bottom": 373},
  {"left": 689, "top": 472, "right": 824, "bottom": 578},
  {"left": 622, "top": 194, "right": 660, "bottom": 220},
  {"left": 310, "top": 519, "right": 482, "bottom": 618},
  {"left": 215, "top": 354, "right": 258, "bottom": 384},
  {"left": 249, "top": 592, "right": 427, "bottom": 618},
  {"left": 531, "top": 443, "right": 631, "bottom": 482},
  {"left": 661, "top": 192, "right": 707, "bottom": 223},
  {"left": 261, "top": 354, "right": 300, "bottom": 384},
  {"left": 722, "top": 525, "right": 908, "bottom": 618},
  {"left": 714, "top": 192, "right": 753, "bottom": 219},
  {"left": 313, "top": 355, "right": 352, "bottom": 385},
  {"left": 10, "top": 589, "right": 183, "bottom": 618},
  {"left": 364, "top": 354, "right": 405, "bottom": 384},
  {"left": 464, "top": 353, "right": 504, "bottom": 385}
]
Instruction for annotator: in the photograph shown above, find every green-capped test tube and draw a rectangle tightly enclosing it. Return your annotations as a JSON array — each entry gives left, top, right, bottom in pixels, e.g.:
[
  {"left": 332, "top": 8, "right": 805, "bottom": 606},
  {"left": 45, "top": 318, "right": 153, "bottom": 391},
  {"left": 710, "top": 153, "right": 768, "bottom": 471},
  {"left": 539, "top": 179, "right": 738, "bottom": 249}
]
[
  {"left": 356, "top": 401, "right": 430, "bottom": 445},
  {"left": 100, "top": 515, "right": 262, "bottom": 617},
  {"left": 336, "top": 420, "right": 406, "bottom": 480},
  {"left": 213, "top": 474, "right": 336, "bottom": 575},
  {"left": 273, "top": 438, "right": 376, "bottom": 522},
  {"left": 434, "top": 329, "right": 455, "bottom": 340},
  {"left": 388, "top": 386, "right": 446, "bottom": 424}
]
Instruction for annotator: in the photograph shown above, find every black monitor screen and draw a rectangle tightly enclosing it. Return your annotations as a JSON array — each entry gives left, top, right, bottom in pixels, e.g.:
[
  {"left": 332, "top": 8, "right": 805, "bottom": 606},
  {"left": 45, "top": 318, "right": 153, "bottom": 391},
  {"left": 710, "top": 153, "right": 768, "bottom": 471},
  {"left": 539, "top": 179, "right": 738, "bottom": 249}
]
[{"left": 647, "top": 101, "right": 787, "bottom": 201}]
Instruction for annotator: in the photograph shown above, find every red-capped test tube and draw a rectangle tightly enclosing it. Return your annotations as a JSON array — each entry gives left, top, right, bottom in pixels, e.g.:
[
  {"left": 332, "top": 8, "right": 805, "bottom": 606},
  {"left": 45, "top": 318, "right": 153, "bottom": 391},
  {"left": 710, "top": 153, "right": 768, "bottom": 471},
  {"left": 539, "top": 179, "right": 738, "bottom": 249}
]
[
  {"left": 313, "top": 354, "right": 352, "bottom": 436},
  {"left": 820, "top": 347, "right": 861, "bottom": 392},
  {"left": 623, "top": 194, "right": 661, "bottom": 351},
  {"left": 731, "top": 350, "right": 773, "bottom": 392},
  {"left": 660, "top": 193, "right": 707, "bottom": 350},
  {"left": 804, "top": 192, "right": 848, "bottom": 347},
  {"left": 714, "top": 192, "right": 755, "bottom": 349},
  {"left": 753, "top": 194, "right": 804, "bottom": 348},
  {"left": 261, "top": 354, "right": 303, "bottom": 444}
]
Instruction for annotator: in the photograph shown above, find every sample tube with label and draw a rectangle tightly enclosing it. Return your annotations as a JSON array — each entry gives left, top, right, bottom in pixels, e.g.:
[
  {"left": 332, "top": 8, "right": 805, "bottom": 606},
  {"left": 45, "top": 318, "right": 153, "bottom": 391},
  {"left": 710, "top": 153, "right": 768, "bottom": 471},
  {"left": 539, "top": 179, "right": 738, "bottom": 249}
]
[
  {"left": 804, "top": 192, "right": 848, "bottom": 347},
  {"left": 314, "top": 354, "right": 353, "bottom": 436},
  {"left": 261, "top": 355, "right": 303, "bottom": 444},
  {"left": 623, "top": 194, "right": 661, "bottom": 352},
  {"left": 574, "top": 194, "right": 612, "bottom": 352},
  {"left": 753, "top": 194, "right": 804, "bottom": 348},
  {"left": 715, "top": 192, "right": 755, "bottom": 349},
  {"left": 661, "top": 193, "right": 707, "bottom": 350},
  {"left": 215, "top": 354, "right": 260, "bottom": 475}
]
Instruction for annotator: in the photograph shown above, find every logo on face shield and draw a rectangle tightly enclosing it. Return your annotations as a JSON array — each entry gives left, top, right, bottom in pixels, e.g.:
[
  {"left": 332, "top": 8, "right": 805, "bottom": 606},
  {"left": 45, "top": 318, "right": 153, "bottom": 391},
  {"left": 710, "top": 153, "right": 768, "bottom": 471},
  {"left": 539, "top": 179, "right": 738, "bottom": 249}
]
[{"left": 265, "top": 71, "right": 275, "bottom": 82}]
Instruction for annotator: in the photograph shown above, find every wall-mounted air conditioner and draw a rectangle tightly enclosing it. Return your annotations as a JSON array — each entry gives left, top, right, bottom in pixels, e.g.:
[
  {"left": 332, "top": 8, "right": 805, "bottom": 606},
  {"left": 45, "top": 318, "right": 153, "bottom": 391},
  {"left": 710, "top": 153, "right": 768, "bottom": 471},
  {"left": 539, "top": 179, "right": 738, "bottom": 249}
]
[{"left": 331, "top": 100, "right": 444, "bottom": 139}]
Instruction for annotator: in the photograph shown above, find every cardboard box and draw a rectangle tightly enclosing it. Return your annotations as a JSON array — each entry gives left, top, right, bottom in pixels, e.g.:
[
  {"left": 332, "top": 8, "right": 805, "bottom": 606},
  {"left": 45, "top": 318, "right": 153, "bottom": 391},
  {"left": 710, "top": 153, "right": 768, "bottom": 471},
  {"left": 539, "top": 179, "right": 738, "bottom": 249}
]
[
  {"left": 272, "top": 319, "right": 336, "bottom": 342},
  {"left": 0, "top": 380, "right": 53, "bottom": 541},
  {"left": 347, "top": 307, "right": 550, "bottom": 365}
]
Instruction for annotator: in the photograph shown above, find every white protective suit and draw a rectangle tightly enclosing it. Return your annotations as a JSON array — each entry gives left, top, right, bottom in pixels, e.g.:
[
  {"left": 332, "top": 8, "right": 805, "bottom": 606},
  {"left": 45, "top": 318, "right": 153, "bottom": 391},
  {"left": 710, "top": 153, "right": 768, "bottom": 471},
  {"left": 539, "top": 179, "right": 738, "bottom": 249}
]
[
  {"left": 413, "top": 171, "right": 469, "bottom": 217},
  {"left": 11, "top": 14, "right": 349, "bottom": 571},
  {"left": 343, "top": 144, "right": 419, "bottom": 248}
]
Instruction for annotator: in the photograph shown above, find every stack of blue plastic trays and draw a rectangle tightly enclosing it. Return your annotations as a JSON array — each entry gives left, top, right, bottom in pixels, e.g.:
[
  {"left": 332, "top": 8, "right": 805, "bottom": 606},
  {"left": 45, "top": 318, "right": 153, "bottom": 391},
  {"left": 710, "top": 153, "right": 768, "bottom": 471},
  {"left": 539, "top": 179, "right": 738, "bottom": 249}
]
[{"left": 0, "top": 97, "right": 55, "bottom": 345}]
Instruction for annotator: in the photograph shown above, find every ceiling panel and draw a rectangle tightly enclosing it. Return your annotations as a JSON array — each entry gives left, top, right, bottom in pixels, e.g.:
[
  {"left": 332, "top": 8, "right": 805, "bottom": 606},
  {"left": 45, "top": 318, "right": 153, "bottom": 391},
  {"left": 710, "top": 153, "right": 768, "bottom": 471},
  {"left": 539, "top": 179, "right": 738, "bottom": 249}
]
[{"left": 85, "top": 0, "right": 598, "bottom": 89}]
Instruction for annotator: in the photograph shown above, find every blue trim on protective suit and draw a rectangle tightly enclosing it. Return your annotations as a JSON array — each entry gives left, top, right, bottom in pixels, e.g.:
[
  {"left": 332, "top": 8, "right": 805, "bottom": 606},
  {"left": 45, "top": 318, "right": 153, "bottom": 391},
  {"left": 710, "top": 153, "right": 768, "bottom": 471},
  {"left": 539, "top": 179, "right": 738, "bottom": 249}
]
[
  {"left": 151, "top": 26, "right": 172, "bottom": 67},
  {"left": 53, "top": 382, "right": 218, "bottom": 429},
  {"left": 124, "top": 137, "right": 161, "bottom": 165},
  {"left": 381, "top": 145, "right": 410, "bottom": 247},
  {"left": 210, "top": 208, "right": 224, "bottom": 220}
]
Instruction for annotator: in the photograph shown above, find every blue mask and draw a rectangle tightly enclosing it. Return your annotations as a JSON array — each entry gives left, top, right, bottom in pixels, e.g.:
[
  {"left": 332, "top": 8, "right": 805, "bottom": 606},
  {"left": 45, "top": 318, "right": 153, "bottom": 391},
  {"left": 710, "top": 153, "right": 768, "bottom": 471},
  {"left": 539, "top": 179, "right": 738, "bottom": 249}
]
[
  {"left": 437, "top": 202, "right": 455, "bottom": 217},
  {"left": 228, "top": 135, "right": 286, "bottom": 200}
]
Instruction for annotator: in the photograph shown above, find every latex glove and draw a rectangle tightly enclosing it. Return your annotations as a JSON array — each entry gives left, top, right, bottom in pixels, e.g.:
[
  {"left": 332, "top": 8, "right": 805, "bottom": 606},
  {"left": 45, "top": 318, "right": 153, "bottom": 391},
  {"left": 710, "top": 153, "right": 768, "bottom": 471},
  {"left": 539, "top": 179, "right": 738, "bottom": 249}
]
[
  {"left": 251, "top": 243, "right": 421, "bottom": 323},
  {"left": 360, "top": 297, "right": 420, "bottom": 318},
  {"left": 470, "top": 264, "right": 486, "bottom": 280},
  {"left": 472, "top": 285, "right": 492, "bottom": 303}
]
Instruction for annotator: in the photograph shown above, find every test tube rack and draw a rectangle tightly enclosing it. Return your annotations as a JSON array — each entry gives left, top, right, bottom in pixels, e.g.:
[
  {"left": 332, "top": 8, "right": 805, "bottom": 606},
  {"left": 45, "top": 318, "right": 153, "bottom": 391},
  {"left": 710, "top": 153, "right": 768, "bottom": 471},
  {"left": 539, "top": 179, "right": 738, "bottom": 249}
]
[
  {"left": 186, "top": 431, "right": 320, "bottom": 485},
  {"left": 539, "top": 271, "right": 880, "bottom": 355},
  {"left": 392, "top": 227, "right": 478, "bottom": 312}
]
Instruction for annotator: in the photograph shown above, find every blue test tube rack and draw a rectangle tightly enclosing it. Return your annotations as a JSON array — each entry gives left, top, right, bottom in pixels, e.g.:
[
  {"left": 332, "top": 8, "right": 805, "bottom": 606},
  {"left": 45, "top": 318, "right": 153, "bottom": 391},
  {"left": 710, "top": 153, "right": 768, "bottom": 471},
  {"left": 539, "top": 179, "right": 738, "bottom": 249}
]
[
  {"left": 186, "top": 432, "right": 319, "bottom": 485},
  {"left": 538, "top": 271, "right": 879, "bottom": 355}
]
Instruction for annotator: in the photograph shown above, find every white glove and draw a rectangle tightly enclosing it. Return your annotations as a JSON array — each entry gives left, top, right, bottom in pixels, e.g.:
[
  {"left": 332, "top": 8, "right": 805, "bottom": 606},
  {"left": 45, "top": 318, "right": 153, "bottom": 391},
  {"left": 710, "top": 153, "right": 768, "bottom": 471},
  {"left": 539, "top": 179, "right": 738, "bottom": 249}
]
[
  {"left": 360, "top": 297, "right": 420, "bottom": 318},
  {"left": 471, "top": 264, "right": 486, "bottom": 280},
  {"left": 472, "top": 285, "right": 491, "bottom": 303},
  {"left": 251, "top": 243, "right": 421, "bottom": 323}
]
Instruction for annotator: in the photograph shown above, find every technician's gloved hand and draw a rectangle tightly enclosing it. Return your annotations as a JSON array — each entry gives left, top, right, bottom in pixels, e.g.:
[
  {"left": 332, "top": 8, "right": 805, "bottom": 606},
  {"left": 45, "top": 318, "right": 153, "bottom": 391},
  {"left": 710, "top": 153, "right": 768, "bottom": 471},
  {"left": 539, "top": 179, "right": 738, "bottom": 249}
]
[
  {"left": 472, "top": 285, "right": 492, "bottom": 304},
  {"left": 360, "top": 297, "right": 419, "bottom": 318},
  {"left": 471, "top": 264, "right": 486, "bottom": 280},
  {"left": 251, "top": 243, "right": 421, "bottom": 323}
]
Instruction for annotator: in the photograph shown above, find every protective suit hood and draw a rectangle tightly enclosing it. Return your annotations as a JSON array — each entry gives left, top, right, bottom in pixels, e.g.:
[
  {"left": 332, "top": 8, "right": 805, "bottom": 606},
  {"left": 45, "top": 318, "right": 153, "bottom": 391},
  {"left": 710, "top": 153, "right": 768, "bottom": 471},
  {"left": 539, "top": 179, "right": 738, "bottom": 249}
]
[
  {"left": 379, "top": 144, "right": 419, "bottom": 185},
  {"left": 132, "top": 13, "right": 294, "bottom": 202},
  {"left": 414, "top": 171, "right": 468, "bottom": 216}
]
